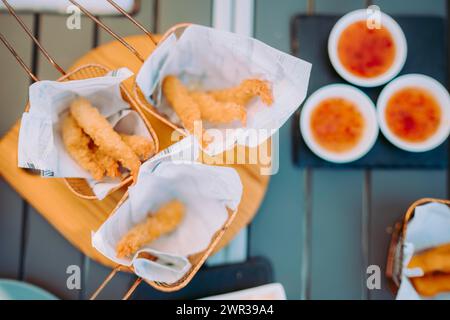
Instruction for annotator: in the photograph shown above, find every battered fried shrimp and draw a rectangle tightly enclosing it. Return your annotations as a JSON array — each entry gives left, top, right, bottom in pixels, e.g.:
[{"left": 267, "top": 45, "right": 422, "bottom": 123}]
[
  {"left": 209, "top": 79, "right": 274, "bottom": 106},
  {"left": 91, "top": 144, "right": 121, "bottom": 178},
  {"left": 190, "top": 91, "right": 247, "bottom": 125},
  {"left": 116, "top": 200, "right": 185, "bottom": 258},
  {"left": 408, "top": 243, "right": 450, "bottom": 274},
  {"left": 61, "top": 114, "right": 104, "bottom": 181},
  {"left": 162, "top": 75, "right": 212, "bottom": 146},
  {"left": 69, "top": 97, "right": 141, "bottom": 179},
  {"left": 120, "top": 134, "right": 156, "bottom": 161},
  {"left": 410, "top": 273, "right": 450, "bottom": 297}
]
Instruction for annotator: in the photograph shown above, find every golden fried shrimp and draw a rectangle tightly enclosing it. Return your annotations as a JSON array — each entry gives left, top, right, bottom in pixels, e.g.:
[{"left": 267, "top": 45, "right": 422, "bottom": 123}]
[
  {"left": 190, "top": 91, "right": 247, "bottom": 125},
  {"left": 410, "top": 273, "right": 450, "bottom": 297},
  {"left": 91, "top": 145, "right": 121, "bottom": 178},
  {"left": 162, "top": 75, "right": 212, "bottom": 146},
  {"left": 116, "top": 200, "right": 185, "bottom": 258},
  {"left": 69, "top": 97, "right": 141, "bottom": 179},
  {"left": 61, "top": 114, "right": 105, "bottom": 181},
  {"left": 408, "top": 243, "right": 450, "bottom": 274},
  {"left": 120, "top": 134, "right": 156, "bottom": 161},
  {"left": 209, "top": 79, "right": 274, "bottom": 106}
]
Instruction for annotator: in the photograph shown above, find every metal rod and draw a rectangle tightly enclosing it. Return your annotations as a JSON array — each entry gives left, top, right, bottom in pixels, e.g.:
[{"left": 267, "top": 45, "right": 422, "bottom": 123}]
[
  {"left": 89, "top": 266, "right": 122, "bottom": 300},
  {"left": 1, "top": 0, "right": 66, "bottom": 76},
  {"left": 0, "top": 33, "right": 39, "bottom": 82},
  {"left": 105, "top": 0, "right": 157, "bottom": 45},
  {"left": 122, "top": 277, "right": 142, "bottom": 300},
  {"left": 68, "top": 0, "right": 145, "bottom": 62}
]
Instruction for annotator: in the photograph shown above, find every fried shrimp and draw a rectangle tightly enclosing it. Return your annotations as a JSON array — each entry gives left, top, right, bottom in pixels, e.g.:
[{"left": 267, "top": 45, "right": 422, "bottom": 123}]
[
  {"left": 410, "top": 273, "right": 450, "bottom": 297},
  {"left": 162, "top": 75, "right": 211, "bottom": 146},
  {"left": 116, "top": 200, "right": 185, "bottom": 258},
  {"left": 61, "top": 114, "right": 105, "bottom": 181},
  {"left": 209, "top": 79, "right": 274, "bottom": 106},
  {"left": 190, "top": 91, "right": 247, "bottom": 125},
  {"left": 120, "top": 134, "right": 156, "bottom": 161},
  {"left": 408, "top": 243, "right": 450, "bottom": 274},
  {"left": 69, "top": 97, "right": 141, "bottom": 179},
  {"left": 91, "top": 144, "right": 121, "bottom": 178}
]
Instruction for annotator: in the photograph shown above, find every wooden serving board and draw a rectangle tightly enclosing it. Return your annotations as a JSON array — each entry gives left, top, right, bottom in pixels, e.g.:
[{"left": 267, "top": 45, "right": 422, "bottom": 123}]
[{"left": 0, "top": 35, "right": 270, "bottom": 268}]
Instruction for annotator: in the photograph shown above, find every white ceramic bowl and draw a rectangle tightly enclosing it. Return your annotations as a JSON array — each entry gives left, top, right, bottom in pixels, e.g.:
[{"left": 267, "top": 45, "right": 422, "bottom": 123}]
[
  {"left": 328, "top": 9, "right": 407, "bottom": 87},
  {"left": 300, "top": 84, "right": 379, "bottom": 163},
  {"left": 377, "top": 74, "right": 450, "bottom": 152}
]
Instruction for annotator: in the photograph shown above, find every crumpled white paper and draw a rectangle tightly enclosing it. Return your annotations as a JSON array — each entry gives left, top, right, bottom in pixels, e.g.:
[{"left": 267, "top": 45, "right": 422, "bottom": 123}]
[
  {"left": 17, "top": 68, "right": 153, "bottom": 200},
  {"left": 92, "top": 137, "right": 243, "bottom": 284},
  {"left": 136, "top": 24, "right": 311, "bottom": 155},
  {"left": 397, "top": 202, "right": 450, "bottom": 300}
]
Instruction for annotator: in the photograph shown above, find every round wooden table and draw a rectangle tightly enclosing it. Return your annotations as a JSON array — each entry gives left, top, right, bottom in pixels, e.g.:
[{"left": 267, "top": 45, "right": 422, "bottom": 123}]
[{"left": 69, "top": 34, "right": 271, "bottom": 261}]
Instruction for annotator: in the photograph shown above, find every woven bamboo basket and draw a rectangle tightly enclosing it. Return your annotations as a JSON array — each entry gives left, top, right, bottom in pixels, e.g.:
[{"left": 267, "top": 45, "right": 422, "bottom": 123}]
[{"left": 386, "top": 197, "right": 450, "bottom": 294}]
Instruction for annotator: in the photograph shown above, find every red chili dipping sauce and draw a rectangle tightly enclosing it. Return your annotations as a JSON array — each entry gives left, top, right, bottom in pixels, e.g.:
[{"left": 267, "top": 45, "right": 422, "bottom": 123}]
[
  {"left": 385, "top": 87, "right": 441, "bottom": 142},
  {"left": 338, "top": 21, "right": 396, "bottom": 78},
  {"left": 311, "top": 98, "right": 365, "bottom": 152}
]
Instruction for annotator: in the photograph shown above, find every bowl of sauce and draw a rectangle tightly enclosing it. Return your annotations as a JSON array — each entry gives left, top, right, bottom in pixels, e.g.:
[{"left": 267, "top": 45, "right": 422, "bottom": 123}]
[
  {"left": 377, "top": 74, "right": 450, "bottom": 152},
  {"left": 328, "top": 9, "right": 407, "bottom": 87},
  {"left": 301, "top": 84, "right": 378, "bottom": 163}
]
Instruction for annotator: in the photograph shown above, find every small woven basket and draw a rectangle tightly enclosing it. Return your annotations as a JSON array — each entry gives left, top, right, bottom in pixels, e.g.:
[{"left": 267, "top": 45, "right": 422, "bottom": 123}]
[{"left": 386, "top": 197, "right": 450, "bottom": 294}]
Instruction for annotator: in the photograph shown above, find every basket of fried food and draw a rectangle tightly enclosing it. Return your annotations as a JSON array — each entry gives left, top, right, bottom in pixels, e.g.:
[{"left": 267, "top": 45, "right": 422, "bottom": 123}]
[
  {"left": 18, "top": 65, "right": 158, "bottom": 199},
  {"left": 134, "top": 23, "right": 311, "bottom": 155},
  {"left": 91, "top": 145, "right": 243, "bottom": 293},
  {"left": 386, "top": 198, "right": 450, "bottom": 299}
]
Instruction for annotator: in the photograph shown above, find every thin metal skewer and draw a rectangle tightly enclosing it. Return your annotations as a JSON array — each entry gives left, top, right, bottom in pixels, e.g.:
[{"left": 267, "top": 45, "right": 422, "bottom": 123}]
[
  {"left": 1, "top": 0, "right": 66, "bottom": 76},
  {"left": 0, "top": 33, "right": 39, "bottom": 82},
  {"left": 105, "top": 0, "right": 157, "bottom": 45},
  {"left": 68, "top": 0, "right": 145, "bottom": 62}
]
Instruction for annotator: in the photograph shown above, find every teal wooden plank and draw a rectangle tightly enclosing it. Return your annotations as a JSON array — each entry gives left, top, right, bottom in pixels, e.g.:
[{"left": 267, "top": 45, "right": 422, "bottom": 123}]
[
  {"left": 249, "top": 125, "right": 306, "bottom": 300},
  {"left": 310, "top": 170, "right": 365, "bottom": 299},
  {"left": 0, "top": 179, "right": 24, "bottom": 279},
  {"left": 252, "top": 0, "right": 308, "bottom": 301},
  {"left": 374, "top": 0, "right": 446, "bottom": 16},
  {"left": 254, "top": 0, "right": 308, "bottom": 52},
  {"left": 22, "top": 208, "right": 84, "bottom": 299},
  {"left": 0, "top": 12, "right": 34, "bottom": 135},
  {"left": 157, "top": 0, "right": 212, "bottom": 32},
  {"left": 314, "top": 0, "right": 365, "bottom": 14},
  {"left": 83, "top": 258, "right": 134, "bottom": 300},
  {"left": 98, "top": 0, "right": 156, "bottom": 44},
  {"left": 37, "top": 14, "right": 95, "bottom": 80},
  {"left": 369, "top": 170, "right": 447, "bottom": 300}
]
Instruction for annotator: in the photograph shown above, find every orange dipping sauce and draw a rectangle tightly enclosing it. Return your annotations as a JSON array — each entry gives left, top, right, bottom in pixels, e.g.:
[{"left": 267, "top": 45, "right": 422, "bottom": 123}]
[
  {"left": 385, "top": 87, "right": 441, "bottom": 142},
  {"left": 311, "top": 98, "right": 365, "bottom": 152},
  {"left": 338, "top": 21, "right": 396, "bottom": 78}
]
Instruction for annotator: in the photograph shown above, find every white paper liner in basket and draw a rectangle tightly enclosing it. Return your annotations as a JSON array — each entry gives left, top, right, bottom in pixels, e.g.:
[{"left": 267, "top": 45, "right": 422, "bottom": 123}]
[
  {"left": 397, "top": 202, "right": 450, "bottom": 300},
  {"left": 92, "top": 137, "right": 243, "bottom": 284},
  {"left": 17, "top": 67, "right": 153, "bottom": 200},
  {"left": 136, "top": 24, "right": 312, "bottom": 156}
]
